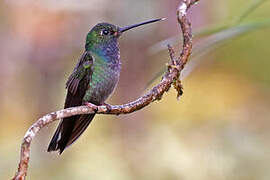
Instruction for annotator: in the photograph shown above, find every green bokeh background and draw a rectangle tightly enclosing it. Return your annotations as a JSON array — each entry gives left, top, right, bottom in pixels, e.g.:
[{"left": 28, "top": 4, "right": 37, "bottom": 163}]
[{"left": 1, "top": 0, "right": 270, "bottom": 179}]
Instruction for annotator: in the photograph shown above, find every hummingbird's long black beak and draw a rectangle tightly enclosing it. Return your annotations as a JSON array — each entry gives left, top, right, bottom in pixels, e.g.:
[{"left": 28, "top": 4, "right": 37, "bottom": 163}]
[{"left": 119, "top": 18, "right": 166, "bottom": 33}]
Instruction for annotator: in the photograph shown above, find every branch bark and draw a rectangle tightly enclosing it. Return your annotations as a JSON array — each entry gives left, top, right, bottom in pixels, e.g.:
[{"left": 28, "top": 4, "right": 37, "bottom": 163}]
[{"left": 12, "top": 0, "right": 199, "bottom": 179}]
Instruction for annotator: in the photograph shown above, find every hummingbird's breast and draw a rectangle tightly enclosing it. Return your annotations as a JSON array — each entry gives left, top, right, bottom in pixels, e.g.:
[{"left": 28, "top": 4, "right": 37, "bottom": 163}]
[{"left": 83, "top": 43, "right": 121, "bottom": 105}]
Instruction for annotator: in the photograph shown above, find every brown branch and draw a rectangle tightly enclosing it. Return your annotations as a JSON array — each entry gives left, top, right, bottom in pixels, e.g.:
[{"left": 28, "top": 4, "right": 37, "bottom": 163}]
[{"left": 12, "top": 0, "right": 199, "bottom": 179}]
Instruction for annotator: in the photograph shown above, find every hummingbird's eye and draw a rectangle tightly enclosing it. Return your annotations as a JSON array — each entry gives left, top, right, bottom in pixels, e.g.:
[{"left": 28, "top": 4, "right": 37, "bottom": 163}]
[{"left": 101, "top": 29, "right": 110, "bottom": 36}]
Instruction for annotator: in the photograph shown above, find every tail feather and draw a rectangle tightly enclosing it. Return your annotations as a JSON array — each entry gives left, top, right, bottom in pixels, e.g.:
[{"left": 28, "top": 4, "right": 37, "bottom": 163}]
[{"left": 47, "top": 114, "right": 95, "bottom": 154}]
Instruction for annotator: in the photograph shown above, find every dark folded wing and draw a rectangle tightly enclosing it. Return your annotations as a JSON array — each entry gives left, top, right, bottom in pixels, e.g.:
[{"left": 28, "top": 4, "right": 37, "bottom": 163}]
[{"left": 48, "top": 51, "right": 94, "bottom": 153}]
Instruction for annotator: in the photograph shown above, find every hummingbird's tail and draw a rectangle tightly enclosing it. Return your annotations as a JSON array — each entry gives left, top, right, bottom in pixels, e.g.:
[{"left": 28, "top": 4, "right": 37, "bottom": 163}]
[{"left": 47, "top": 113, "right": 95, "bottom": 154}]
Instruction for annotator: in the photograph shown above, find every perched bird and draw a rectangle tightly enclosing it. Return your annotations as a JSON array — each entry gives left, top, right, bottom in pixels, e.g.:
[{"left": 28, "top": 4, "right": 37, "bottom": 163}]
[{"left": 47, "top": 18, "right": 164, "bottom": 154}]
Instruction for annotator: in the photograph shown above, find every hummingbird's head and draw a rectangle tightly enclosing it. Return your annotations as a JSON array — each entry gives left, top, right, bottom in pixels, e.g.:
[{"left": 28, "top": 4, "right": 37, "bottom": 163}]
[
  {"left": 85, "top": 23, "right": 120, "bottom": 51},
  {"left": 85, "top": 18, "right": 165, "bottom": 51}
]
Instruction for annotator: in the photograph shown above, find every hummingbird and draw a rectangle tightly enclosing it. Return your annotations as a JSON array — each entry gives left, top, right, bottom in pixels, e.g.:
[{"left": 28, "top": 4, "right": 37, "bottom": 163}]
[{"left": 47, "top": 18, "right": 165, "bottom": 154}]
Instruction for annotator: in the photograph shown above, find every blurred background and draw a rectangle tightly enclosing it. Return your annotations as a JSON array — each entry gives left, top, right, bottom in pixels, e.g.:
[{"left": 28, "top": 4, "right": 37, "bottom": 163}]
[{"left": 1, "top": 0, "right": 270, "bottom": 179}]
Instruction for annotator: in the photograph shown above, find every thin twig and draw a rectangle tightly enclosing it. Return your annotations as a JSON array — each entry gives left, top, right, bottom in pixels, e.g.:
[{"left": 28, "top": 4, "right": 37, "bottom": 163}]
[{"left": 12, "top": 0, "right": 199, "bottom": 179}]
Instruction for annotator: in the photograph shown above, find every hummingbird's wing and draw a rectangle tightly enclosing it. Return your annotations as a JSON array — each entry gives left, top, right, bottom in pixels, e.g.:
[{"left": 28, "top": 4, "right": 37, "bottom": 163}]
[
  {"left": 65, "top": 52, "right": 93, "bottom": 95},
  {"left": 48, "top": 51, "right": 94, "bottom": 153}
]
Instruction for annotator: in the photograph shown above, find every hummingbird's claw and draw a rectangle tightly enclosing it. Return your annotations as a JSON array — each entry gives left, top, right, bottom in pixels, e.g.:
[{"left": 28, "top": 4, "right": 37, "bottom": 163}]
[
  {"left": 85, "top": 102, "right": 98, "bottom": 112},
  {"left": 101, "top": 102, "right": 112, "bottom": 113}
]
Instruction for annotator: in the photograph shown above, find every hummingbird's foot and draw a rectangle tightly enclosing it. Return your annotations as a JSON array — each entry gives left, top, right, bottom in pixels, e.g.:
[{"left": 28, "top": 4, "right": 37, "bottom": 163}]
[
  {"left": 84, "top": 102, "right": 98, "bottom": 112},
  {"left": 101, "top": 102, "right": 112, "bottom": 113}
]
